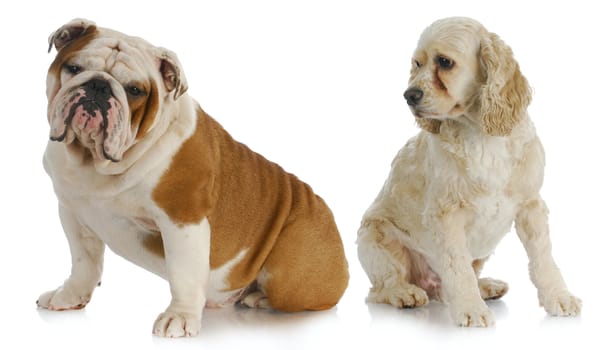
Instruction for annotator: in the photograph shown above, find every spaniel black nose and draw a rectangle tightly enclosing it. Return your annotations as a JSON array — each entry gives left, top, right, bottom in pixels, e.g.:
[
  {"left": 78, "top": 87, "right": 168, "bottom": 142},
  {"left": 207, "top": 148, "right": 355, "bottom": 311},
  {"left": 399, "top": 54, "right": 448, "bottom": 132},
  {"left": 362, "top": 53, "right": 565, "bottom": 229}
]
[{"left": 404, "top": 88, "right": 424, "bottom": 106}]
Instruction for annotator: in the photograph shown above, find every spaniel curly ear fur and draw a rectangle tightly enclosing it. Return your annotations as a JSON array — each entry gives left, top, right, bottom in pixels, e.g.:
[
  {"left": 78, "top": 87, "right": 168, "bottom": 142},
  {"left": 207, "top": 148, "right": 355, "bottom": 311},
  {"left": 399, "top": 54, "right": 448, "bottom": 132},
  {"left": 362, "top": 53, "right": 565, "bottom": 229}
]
[
  {"left": 478, "top": 32, "right": 532, "bottom": 136},
  {"left": 416, "top": 117, "right": 441, "bottom": 134}
]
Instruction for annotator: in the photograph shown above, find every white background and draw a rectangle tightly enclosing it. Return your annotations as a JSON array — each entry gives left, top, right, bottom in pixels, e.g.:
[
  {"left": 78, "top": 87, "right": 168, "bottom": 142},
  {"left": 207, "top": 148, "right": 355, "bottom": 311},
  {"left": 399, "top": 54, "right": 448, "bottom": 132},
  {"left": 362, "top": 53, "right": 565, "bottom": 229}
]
[{"left": 1, "top": 1, "right": 591, "bottom": 348}]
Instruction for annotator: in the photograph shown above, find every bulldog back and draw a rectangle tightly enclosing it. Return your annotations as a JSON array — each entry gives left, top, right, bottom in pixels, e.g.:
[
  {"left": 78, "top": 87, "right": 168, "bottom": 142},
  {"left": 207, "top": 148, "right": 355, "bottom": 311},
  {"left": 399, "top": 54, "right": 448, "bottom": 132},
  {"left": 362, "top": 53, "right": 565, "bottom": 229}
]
[{"left": 153, "top": 107, "right": 349, "bottom": 310}]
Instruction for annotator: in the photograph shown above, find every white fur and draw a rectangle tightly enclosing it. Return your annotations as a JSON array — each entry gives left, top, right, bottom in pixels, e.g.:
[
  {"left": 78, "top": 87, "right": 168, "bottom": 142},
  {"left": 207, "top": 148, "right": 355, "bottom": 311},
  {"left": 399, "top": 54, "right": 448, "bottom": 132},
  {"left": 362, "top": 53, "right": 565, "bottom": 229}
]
[
  {"left": 206, "top": 249, "right": 249, "bottom": 308},
  {"left": 152, "top": 217, "right": 211, "bottom": 337}
]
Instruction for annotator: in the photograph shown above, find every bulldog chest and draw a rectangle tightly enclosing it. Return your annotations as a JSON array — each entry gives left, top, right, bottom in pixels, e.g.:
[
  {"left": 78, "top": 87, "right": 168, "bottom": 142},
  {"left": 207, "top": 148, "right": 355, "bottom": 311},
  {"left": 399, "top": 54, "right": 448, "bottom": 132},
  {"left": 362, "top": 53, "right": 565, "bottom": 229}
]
[
  {"left": 70, "top": 194, "right": 248, "bottom": 306},
  {"left": 65, "top": 190, "right": 167, "bottom": 275}
]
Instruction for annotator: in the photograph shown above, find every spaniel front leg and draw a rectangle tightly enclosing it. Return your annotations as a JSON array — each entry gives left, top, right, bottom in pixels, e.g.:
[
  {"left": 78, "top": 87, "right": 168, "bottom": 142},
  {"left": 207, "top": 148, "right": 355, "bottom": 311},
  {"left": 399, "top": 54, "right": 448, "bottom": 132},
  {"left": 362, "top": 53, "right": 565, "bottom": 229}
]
[
  {"left": 152, "top": 217, "right": 211, "bottom": 337},
  {"left": 428, "top": 210, "right": 494, "bottom": 327},
  {"left": 515, "top": 198, "right": 582, "bottom": 316}
]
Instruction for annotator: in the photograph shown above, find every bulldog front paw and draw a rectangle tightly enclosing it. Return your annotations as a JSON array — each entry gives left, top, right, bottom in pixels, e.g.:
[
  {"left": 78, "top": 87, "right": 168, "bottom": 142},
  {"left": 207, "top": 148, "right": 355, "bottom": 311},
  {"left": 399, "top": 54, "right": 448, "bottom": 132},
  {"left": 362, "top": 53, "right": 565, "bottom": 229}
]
[
  {"left": 37, "top": 285, "right": 91, "bottom": 311},
  {"left": 541, "top": 291, "right": 582, "bottom": 316},
  {"left": 451, "top": 302, "right": 494, "bottom": 327},
  {"left": 153, "top": 311, "right": 201, "bottom": 338}
]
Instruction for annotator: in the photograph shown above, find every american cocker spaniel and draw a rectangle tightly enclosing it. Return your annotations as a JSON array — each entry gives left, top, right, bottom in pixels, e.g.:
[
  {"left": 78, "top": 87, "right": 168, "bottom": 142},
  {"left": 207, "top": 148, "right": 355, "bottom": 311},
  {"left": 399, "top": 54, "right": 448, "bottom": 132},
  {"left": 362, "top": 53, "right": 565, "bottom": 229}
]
[{"left": 357, "top": 17, "right": 581, "bottom": 327}]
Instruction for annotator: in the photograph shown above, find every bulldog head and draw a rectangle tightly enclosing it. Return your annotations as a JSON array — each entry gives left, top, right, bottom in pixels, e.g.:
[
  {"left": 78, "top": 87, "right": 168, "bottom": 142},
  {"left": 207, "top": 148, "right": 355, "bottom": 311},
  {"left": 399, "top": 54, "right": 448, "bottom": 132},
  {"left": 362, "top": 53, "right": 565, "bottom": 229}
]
[{"left": 46, "top": 19, "right": 188, "bottom": 162}]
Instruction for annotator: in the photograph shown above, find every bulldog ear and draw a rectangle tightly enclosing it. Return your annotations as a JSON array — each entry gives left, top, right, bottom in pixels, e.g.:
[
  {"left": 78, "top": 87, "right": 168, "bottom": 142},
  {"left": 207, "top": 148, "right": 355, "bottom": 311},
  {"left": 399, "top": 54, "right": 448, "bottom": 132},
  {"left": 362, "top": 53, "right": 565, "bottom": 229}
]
[
  {"left": 159, "top": 49, "right": 188, "bottom": 100},
  {"left": 48, "top": 18, "right": 97, "bottom": 53}
]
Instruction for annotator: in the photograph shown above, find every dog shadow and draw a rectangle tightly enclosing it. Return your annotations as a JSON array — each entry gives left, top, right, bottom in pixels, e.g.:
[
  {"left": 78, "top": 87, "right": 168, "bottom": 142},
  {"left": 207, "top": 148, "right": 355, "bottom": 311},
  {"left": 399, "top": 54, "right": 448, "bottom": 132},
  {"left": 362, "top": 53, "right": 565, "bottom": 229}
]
[
  {"left": 36, "top": 306, "right": 90, "bottom": 323},
  {"left": 365, "top": 298, "right": 509, "bottom": 329}
]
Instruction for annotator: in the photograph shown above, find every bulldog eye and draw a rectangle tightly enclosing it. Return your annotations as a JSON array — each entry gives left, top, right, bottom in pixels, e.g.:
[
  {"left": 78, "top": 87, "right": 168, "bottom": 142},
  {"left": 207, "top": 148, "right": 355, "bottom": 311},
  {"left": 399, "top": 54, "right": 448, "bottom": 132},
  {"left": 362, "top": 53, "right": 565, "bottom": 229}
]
[
  {"left": 437, "top": 56, "right": 455, "bottom": 70},
  {"left": 126, "top": 85, "right": 145, "bottom": 97},
  {"left": 65, "top": 64, "right": 82, "bottom": 75}
]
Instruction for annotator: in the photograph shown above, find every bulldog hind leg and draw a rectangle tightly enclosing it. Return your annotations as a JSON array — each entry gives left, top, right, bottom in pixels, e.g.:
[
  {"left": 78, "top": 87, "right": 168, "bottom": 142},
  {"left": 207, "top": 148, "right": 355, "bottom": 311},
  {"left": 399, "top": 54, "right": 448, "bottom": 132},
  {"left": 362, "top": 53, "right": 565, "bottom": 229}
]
[
  {"left": 37, "top": 205, "right": 105, "bottom": 310},
  {"left": 254, "top": 213, "right": 349, "bottom": 312},
  {"left": 239, "top": 289, "right": 271, "bottom": 309}
]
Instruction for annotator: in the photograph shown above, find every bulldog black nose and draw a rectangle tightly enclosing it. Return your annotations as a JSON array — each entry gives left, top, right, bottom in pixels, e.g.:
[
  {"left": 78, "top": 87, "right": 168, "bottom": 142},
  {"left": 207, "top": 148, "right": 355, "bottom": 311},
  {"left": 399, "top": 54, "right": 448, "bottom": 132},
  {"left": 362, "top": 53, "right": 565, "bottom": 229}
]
[
  {"left": 83, "top": 78, "right": 112, "bottom": 99},
  {"left": 404, "top": 87, "right": 424, "bottom": 106}
]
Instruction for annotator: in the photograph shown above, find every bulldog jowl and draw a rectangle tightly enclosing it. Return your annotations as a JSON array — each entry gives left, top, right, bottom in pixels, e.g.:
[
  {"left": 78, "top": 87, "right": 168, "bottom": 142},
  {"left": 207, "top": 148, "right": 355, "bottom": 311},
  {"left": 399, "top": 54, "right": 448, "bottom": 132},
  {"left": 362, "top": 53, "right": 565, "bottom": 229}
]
[{"left": 50, "top": 77, "right": 129, "bottom": 162}]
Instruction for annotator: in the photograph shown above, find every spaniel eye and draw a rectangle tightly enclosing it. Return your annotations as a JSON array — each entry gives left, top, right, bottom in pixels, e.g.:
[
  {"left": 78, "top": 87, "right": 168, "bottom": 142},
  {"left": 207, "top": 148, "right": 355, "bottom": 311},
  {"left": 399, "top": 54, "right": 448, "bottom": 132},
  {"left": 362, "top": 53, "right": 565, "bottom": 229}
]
[
  {"left": 437, "top": 56, "right": 455, "bottom": 70},
  {"left": 126, "top": 85, "right": 145, "bottom": 97},
  {"left": 414, "top": 60, "right": 422, "bottom": 68},
  {"left": 65, "top": 64, "right": 82, "bottom": 75}
]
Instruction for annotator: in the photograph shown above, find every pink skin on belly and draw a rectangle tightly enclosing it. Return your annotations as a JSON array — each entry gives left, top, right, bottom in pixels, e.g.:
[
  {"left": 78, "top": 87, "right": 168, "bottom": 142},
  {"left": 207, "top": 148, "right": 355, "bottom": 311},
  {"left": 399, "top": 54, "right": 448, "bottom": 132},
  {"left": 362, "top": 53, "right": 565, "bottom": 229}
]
[
  {"left": 417, "top": 270, "right": 442, "bottom": 300},
  {"left": 412, "top": 254, "right": 442, "bottom": 300}
]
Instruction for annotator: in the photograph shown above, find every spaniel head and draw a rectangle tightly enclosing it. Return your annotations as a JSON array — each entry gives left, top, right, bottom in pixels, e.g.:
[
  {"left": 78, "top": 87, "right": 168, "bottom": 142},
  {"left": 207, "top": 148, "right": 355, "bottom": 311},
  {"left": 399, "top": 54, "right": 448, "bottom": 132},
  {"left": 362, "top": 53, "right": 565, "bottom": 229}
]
[{"left": 404, "top": 17, "right": 532, "bottom": 136}]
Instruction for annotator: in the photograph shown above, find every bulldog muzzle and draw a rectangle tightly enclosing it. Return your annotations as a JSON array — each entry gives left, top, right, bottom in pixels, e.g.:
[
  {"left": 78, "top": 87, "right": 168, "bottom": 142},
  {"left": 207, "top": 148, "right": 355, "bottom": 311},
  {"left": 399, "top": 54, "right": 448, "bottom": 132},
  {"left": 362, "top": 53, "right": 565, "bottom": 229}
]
[{"left": 50, "top": 77, "right": 129, "bottom": 162}]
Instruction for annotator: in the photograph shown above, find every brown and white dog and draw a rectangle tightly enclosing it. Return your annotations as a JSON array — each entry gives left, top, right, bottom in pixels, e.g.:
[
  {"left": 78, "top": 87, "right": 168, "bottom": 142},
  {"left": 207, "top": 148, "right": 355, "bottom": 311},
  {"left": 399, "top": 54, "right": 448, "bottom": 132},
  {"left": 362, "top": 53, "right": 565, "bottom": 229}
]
[
  {"left": 38, "top": 18, "right": 349, "bottom": 337},
  {"left": 357, "top": 17, "right": 581, "bottom": 327}
]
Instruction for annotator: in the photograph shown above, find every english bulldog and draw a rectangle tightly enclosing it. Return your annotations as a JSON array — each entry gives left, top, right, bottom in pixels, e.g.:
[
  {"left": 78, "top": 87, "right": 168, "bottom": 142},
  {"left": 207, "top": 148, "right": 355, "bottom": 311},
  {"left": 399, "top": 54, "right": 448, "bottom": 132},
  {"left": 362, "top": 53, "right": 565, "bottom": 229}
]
[{"left": 37, "top": 18, "right": 349, "bottom": 338}]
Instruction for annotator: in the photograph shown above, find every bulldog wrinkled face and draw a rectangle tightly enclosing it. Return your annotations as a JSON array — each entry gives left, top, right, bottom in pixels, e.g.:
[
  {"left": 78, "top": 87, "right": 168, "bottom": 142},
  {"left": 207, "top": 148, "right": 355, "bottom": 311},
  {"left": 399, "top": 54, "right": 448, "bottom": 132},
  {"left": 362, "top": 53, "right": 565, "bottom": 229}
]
[
  {"left": 403, "top": 22, "right": 482, "bottom": 123},
  {"left": 47, "top": 34, "right": 160, "bottom": 162}
]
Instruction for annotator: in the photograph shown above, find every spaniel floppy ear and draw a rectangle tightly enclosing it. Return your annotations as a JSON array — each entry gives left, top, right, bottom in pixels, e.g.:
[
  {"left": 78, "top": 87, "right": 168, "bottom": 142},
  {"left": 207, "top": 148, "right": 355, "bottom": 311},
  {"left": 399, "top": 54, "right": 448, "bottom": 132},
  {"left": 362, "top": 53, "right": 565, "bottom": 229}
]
[{"left": 478, "top": 32, "right": 532, "bottom": 136}]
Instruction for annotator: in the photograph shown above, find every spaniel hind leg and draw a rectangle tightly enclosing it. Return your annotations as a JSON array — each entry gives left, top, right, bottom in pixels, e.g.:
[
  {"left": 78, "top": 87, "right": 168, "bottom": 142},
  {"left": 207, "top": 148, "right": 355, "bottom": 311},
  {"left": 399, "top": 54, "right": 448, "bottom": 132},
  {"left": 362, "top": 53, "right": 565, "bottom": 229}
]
[{"left": 357, "top": 219, "right": 429, "bottom": 308}]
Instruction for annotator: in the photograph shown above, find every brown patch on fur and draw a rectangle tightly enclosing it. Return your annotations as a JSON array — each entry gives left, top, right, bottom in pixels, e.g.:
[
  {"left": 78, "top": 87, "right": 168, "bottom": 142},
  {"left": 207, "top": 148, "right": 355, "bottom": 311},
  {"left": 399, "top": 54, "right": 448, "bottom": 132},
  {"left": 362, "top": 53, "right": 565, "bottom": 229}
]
[
  {"left": 142, "top": 233, "right": 165, "bottom": 257},
  {"left": 47, "top": 27, "right": 99, "bottom": 101},
  {"left": 472, "top": 258, "right": 486, "bottom": 276},
  {"left": 152, "top": 108, "right": 349, "bottom": 310},
  {"left": 434, "top": 67, "right": 447, "bottom": 91},
  {"left": 152, "top": 110, "right": 217, "bottom": 225},
  {"left": 135, "top": 217, "right": 164, "bottom": 257},
  {"left": 253, "top": 191, "right": 349, "bottom": 311},
  {"left": 130, "top": 79, "right": 160, "bottom": 140}
]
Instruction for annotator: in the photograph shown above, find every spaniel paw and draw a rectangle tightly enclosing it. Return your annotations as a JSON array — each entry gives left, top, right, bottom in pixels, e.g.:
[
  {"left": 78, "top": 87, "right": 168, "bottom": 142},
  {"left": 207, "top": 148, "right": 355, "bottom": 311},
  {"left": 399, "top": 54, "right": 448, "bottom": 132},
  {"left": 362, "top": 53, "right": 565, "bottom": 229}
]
[
  {"left": 367, "top": 284, "right": 429, "bottom": 308},
  {"left": 153, "top": 311, "right": 202, "bottom": 338},
  {"left": 451, "top": 302, "right": 494, "bottom": 327},
  {"left": 37, "top": 286, "right": 90, "bottom": 311},
  {"left": 478, "top": 278, "right": 509, "bottom": 300},
  {"left": 541, "top": 291, "right": 582, "bottom": 316}
]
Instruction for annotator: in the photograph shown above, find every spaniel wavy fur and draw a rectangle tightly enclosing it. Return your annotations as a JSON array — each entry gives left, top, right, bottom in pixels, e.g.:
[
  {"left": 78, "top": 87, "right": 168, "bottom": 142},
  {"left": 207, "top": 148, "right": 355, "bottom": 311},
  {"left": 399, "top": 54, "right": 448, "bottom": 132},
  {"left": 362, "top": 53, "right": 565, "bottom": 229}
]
[{"left": 356, "top": 17, "right": 581, "bottom": 327}]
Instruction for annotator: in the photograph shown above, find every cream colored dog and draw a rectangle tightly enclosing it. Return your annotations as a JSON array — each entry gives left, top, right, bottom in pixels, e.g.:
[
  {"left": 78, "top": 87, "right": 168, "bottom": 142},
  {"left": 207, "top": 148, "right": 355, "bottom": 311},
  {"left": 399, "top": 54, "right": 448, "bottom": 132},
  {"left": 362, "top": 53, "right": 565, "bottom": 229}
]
[
  {"left": 37, "top": 19, "right": 349, "bottom": 337},
  {"left": 357, "top": 17, "right": 581, "bottom": 326}
]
